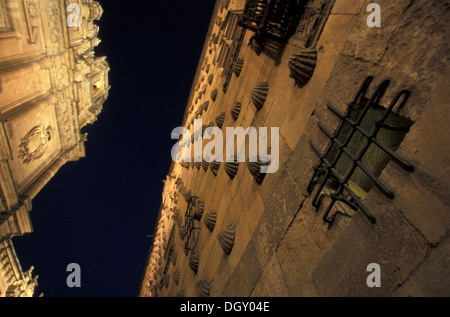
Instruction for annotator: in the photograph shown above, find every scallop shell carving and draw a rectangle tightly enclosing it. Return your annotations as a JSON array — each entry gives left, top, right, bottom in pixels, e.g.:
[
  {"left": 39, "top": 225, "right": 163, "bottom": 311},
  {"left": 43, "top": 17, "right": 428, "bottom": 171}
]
[
  {"left": 215, "top": 112, "right": 226, "bottom": 129},
  {"left": 201, "top": 159, "right": 209, "bottom": 172},
  {"left": 193, "top": 200, "right": 205, "bottom": 220},
  {"left": 233, "top": 57, "right": 244, "bottom": 77},
  {"left": 247, "top": 159, "right": 268, "bottom": 184},
  {"left": 231, "top": 101, "right": 241, "bottom": 121},
  {"left": 207, "top": 74, "right": 214, "bottom": 85},
  {"left": 201, "top": 100, "right": 210, "bottom": 113},
  {"left": 288, "top": 48, "right": 317, "bottom": 87},
  {"left": 204, "top": 210, "right": 217, "bottom": 232},
  {"left": 209, "top": 161, "right": 220, "bottom": 176},
  {"left": 189, "top": 250, "right": 200, "bottom": 273},
  {"left": 199, "top": 84, "right": 207, "bottom": 95},
  {"left": 173, "top": 269, "right": 180, "bottom": 285},
  {"left": 196, "top": 280, "right": 211, "bottom": 297},
  {"left": 251, "top": 82, "right": 269, "bottom": 110},
  {"left": 218, "top": 224, "right": 236, "bottom": 255},
  {"left": 224, "top": 157, "right": 239, "bottom": 179},
  {"left": 211, "top": 88, "right": 218, "bottom": 102}
]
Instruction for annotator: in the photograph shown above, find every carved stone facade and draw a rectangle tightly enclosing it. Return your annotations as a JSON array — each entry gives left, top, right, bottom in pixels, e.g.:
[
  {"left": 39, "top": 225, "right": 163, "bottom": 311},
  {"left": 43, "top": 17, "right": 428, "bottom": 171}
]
[
  {"left": 0, "top": 240, "right": 40, "bottom": 297},
  {"left": 140, "top": 0, "right": 450, "bottom": 297},
  {"left": 0, "top": 0, "right": 109, "bottom": 296}
]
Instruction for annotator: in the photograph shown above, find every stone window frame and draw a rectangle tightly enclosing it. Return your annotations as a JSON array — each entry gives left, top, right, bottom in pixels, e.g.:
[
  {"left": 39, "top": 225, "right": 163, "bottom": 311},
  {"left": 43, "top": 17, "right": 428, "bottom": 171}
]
[
  {"left": 215, "top": 11, "right": 241, "bottom": 69},
  {"left": 0, "top": 0, "right": 14, "bottom": 34}
]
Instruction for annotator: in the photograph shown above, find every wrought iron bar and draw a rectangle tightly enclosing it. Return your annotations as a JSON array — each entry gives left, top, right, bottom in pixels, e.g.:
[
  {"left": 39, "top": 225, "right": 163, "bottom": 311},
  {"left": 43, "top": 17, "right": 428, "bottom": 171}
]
[{"left": 308, "top": 77, "right": 414, "bottom": 227}]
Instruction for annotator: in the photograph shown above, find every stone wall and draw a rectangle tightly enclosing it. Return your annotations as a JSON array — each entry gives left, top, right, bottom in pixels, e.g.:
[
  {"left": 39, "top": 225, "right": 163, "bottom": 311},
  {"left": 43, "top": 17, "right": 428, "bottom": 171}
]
[{"left": 140, "top": 0, "right": 450, "bottom": 297}]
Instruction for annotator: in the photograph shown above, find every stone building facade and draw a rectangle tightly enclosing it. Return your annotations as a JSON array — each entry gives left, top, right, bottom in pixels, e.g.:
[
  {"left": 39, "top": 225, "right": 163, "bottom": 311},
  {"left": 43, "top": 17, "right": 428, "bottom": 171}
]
[
  {"left": 0, "top": 0, "right": 109, "bottom": 296},
  {"left": 0, "top": 239, "right": 40, "bottom": 297},
  {"left": 139, "top": 0, "right": 449, "bottom": 297}
]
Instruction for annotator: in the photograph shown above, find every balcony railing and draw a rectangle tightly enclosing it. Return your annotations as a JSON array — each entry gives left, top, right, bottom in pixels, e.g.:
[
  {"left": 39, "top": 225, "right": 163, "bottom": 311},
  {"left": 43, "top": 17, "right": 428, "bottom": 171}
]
[{"left": 238, "top": 0, "right": 305, "bottom": 43}]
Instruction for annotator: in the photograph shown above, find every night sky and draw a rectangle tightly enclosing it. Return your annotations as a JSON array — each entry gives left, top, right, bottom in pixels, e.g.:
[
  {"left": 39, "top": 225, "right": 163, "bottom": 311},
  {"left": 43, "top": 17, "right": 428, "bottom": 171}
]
[{"left": 12, "top": 0, "right": 216, "bottom": 297}]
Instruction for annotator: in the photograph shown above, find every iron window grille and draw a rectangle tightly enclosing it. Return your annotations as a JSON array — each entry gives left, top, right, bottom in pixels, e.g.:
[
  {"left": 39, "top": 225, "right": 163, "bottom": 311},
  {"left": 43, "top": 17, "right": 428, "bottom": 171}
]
[
  {"left": 222, "top": 26, "right": 246, "bottom": 93},
  {"left": 183, "top": 196, "right": 200, "bottom": 253},
  {"left": 307, "top": 76, "right": 414, "bottom": 227},
  {"left": 238, "top": 0, "right": 305, "bottom": 43}
]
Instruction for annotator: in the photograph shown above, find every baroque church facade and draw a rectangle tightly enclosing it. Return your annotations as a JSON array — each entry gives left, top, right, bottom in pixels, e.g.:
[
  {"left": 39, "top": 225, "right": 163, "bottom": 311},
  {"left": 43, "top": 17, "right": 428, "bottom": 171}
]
[
  {"left": 0, "top": 0, "right": 109, "bottom": 296},
  {"left": 139, "top": 0, "right": 450, "bottom": 297}
]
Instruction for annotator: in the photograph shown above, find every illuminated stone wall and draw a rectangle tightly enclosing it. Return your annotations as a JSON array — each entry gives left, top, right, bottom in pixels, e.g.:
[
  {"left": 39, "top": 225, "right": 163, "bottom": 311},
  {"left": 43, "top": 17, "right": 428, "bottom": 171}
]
[
  {"left": 140, "top": 0, "right": 450, "bottom": 297},
  {"left": 0, "top": 240, "right": 40, "bottom": 297},
  {"left": 0, "top": 0, "right": 109, "bottom": 296}
]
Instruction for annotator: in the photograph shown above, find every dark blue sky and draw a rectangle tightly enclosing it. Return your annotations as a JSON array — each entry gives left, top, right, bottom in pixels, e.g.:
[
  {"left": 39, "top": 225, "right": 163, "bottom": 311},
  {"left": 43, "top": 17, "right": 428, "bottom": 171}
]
[{"left": 13, "top": 0, "right": 216, "bottom": 297}]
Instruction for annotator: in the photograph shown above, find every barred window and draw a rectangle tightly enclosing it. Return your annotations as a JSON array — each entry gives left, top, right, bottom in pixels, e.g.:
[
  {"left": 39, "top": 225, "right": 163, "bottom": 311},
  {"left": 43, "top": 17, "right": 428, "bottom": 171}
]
[
  {"left": 216, "top": 11, "right": 241, "bottom": 68},
  {"left": 308, "top": 76, "right": 414, "bottom": 227}
]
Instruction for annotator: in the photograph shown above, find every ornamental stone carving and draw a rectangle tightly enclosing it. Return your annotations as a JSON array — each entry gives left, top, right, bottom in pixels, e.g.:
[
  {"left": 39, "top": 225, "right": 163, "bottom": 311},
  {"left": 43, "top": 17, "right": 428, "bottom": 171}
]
[
  {"left": 218, "top": 224, "right": 236, "bottom": 255},
  {"left": 196, "top": 280, "right": 211, "bottom": 297},
  {"left": 251, "top": 82, "right": 269, "bottom": 110},
  {"left": 231, "top": 101, "right": 241, "bottom": 121},
  {"left": 18, "top": 125, "right": 54, "bottom": 165}
]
